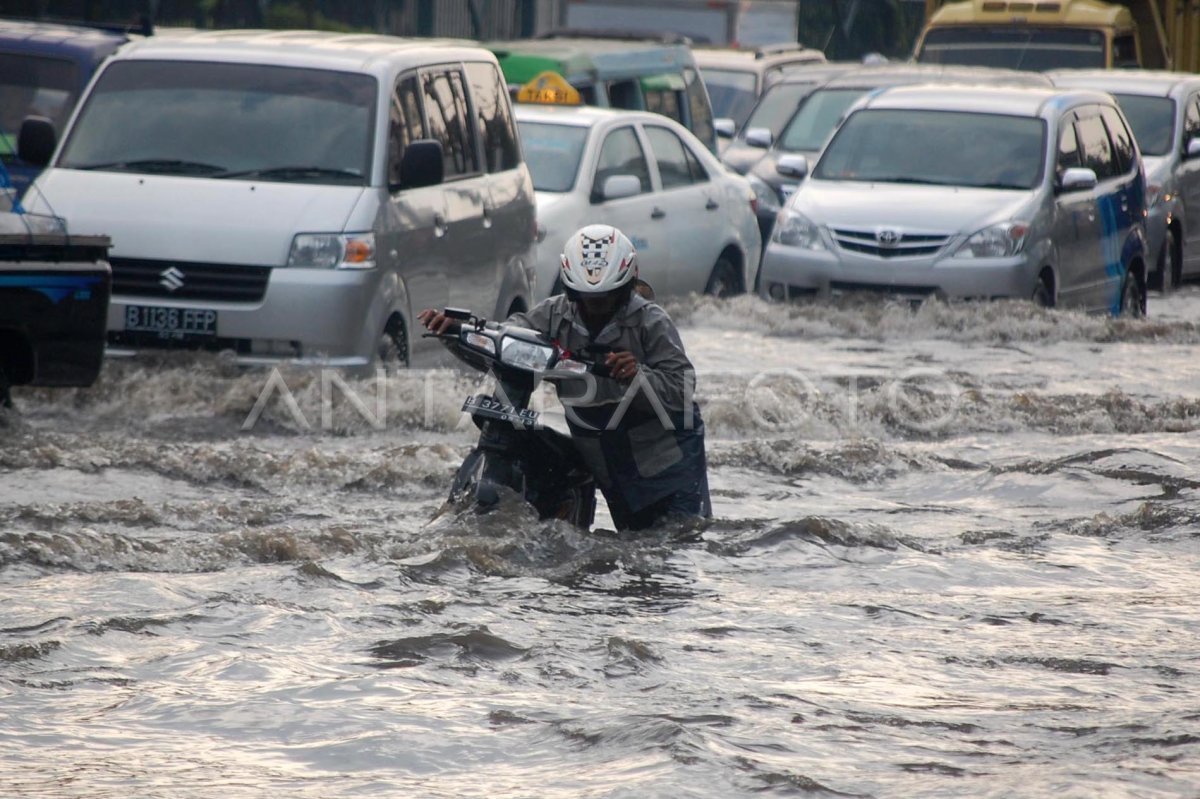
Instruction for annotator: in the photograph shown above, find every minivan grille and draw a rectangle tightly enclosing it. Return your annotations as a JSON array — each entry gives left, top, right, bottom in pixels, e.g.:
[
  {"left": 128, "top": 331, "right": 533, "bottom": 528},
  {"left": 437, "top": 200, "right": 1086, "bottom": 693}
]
[
  {"left": 110, "top": 258, "right": 271, "bottom": 302},
  {"left": 831, "top": 227, "right": 952, "bottom": 259}
]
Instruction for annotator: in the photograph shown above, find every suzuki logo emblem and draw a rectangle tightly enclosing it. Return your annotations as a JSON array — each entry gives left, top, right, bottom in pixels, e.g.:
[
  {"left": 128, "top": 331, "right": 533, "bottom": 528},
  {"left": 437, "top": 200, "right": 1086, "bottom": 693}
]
[
  {"left": 160, "top": 267, "right": 185, "bottom": 292},
  {"left": 875, "top": 228, "right": 900, "bottom": 246}
]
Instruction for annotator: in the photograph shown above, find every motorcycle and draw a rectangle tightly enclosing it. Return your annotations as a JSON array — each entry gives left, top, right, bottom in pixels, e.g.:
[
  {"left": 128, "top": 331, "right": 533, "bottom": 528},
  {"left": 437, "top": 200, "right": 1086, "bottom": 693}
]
[{"left": 427, "top": 307, "right": 610, "bottom": 529}]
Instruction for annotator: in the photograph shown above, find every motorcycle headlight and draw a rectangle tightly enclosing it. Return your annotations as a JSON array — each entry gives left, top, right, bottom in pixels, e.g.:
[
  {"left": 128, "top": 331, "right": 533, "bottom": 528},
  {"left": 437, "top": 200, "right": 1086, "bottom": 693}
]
[
  {"left": 747, "top": 173, "right": 781, "bottom": 216},
  {"left": 955, "top": 223, "right": 1029, "bottom": 258},
  {"left": 287, "top": 232, "right": 376, "bottom": 269},
  {"left": 501, "top": 338, "right": 555, "bottom": 370},
  {"left": 773, "top": 209, "right": 826, "bottom": 250}
]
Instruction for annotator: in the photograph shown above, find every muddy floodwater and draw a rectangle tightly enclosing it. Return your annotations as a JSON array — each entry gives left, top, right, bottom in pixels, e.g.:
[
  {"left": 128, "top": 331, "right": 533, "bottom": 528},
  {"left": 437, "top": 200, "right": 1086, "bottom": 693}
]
[{"left": 3, "top": 291, "right": 1199, "bottom": 798}]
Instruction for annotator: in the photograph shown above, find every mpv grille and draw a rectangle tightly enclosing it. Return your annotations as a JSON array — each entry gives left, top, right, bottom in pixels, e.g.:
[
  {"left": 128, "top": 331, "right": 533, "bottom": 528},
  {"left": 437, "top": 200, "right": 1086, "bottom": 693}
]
[
  {"left": 831, "top": 227, "right": 952, "bottom": 259},
  {"left": 110, "top": 258, "right": 271, "bottom": 303}
]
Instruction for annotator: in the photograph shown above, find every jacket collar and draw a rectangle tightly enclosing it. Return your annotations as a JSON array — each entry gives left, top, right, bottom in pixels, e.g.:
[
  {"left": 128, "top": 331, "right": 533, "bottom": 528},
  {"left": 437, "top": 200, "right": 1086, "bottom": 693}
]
[{"left": 564, "top": 292, "right": 650, "bottom": 344}]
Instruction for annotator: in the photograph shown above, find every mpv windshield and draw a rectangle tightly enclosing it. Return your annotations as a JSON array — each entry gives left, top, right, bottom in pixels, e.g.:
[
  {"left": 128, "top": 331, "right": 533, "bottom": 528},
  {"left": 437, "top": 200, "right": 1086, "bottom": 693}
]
[
  {"left": 742, "top": 81, "right": 820, "bottom": 140},
  {"left": 1112, "top": 93, "right": 1174, "bottom": 156},
  {"left": 699, "top": 68, "right": 758, "bottom": 126},
  {"left": 814, "top": 109, "right": 1046, "bottom": 190},
  {"left": 778, "top": 88, "right": 867, "bottom": 152},
  {"left": 59, "top": 60, "right": 376, "bottom": 184},
  {"left": 918, "top": 27, "right": 1106, "bottom": 71},
  {"left": 516, "top": 120, "right": 587, "bottom": 192}
]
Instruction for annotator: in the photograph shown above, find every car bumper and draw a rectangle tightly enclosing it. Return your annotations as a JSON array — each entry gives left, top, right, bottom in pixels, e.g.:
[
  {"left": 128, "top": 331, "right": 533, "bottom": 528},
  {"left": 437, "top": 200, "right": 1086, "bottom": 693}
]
[
  {"left": 106, "top": 266, "right": 385, "bottom": 366},
  {"left": 758, "top": 243, "right": 1038, "bottom": 301}
]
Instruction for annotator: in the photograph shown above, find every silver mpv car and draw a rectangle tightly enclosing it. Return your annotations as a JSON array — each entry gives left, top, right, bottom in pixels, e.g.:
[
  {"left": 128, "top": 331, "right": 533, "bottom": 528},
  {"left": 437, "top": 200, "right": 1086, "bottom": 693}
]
[{"left": 759, "top": 84, "right": 1149, "bottom": 316}]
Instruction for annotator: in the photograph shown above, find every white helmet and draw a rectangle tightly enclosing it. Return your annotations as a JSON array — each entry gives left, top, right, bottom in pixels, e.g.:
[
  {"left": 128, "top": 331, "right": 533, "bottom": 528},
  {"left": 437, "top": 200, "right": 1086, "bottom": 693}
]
[{"left": 560, "top": 224, "right": 638, "bottom": 295}]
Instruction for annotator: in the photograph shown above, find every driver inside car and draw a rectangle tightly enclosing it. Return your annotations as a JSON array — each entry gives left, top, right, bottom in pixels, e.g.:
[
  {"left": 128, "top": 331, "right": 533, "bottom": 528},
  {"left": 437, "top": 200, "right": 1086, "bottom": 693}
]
[{"left": 419, "top": 223, "right": 711, "bottom": 533}]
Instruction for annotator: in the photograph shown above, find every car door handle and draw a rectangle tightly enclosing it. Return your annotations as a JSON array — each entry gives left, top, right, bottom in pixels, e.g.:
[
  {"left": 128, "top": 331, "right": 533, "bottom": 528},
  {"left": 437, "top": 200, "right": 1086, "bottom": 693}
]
[
  {"left": 482, "top": 208, "right": 494, "bottom": 229},
  {"left": 433, "top": 213, "right": 447, "bottom": 238},
  {"left": 705, "top": 198, "right": 719, "bottom": 210},
  {"left": 651, "top": 207, "right": 666, "bottom": 219}
]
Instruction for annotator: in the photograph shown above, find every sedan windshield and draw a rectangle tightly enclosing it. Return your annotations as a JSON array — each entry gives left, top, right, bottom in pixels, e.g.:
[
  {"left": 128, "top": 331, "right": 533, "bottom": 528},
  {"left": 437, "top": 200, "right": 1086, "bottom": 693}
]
[
  {"left": 917, "top": 27, "right": 1106, "bottom": 71},
  {"left": 58, "top": 60, "right": 376, "bottom": 184},
  {"left": 699, "top": 68, "right": 758, "bottom": 126},
  {"left": 778, "top": 88, "right": 867, "bottom": 153},
  {"left": 516, "top": 120, "right": 588, "bottom": 192},
  {"left": 1112, "top": 93, "right": 1175, "bottom": 156},
  {"left": 814, "top": 109, "right": 1046, "bottom": 190}
]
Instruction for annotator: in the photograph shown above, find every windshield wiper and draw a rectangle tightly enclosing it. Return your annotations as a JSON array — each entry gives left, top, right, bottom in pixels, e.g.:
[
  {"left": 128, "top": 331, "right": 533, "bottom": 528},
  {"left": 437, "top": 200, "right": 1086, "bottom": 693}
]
[
  {"left": 74, "top": 158, "right": 227, "bottom": 175},
  {"left": 217, "top": 166, "right": 363, "bottom": 182},
  {"left": 875, "top": 176, "right": 959, "bottom": 186},
  {"left": 974, "top": 181, "right": 1030, "bottom": 190}
]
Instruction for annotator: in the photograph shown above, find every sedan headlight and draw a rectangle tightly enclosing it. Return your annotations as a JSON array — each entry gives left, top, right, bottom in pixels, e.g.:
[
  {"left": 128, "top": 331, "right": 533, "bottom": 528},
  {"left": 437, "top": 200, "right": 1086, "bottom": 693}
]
[
  {"left": 287, "top": 232, "right": 376, "bottom": 269},
  {"left": 773, "top": 209, "right": 826, "bottom": 250},
  {"left": 747, "top": 173, "right": 781, "bottom": 216},
  {"left": 501, "top": 337, "right": 555, "bottom": 370},
  {"left": 955, "top": 223, "right": 1029, "bottom": 258}
]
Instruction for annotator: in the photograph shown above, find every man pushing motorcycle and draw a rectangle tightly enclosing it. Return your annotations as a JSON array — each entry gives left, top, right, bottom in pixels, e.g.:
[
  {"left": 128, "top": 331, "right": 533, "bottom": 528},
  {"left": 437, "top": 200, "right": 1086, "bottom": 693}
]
[{"left": 419, "top": 224, "right": 711, "bottom": 532}]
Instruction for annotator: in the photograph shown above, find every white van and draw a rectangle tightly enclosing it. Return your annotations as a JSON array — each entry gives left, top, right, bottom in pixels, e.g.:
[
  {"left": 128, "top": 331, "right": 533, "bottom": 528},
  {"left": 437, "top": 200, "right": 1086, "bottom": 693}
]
[{"left": 19, "top": 30, "right": 537, "bottom": 368}]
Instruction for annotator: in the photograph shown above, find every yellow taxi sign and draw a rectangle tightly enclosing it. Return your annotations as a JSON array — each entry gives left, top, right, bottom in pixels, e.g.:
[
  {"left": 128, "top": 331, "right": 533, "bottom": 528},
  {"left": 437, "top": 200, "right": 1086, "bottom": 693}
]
[{"left": 516, "top": 71, "right": 581, "bottom": 106}]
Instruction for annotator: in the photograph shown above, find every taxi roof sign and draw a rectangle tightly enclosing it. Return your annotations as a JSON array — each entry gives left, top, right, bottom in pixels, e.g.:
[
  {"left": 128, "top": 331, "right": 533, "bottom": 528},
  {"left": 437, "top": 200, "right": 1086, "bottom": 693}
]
[{"left": 516, "top": 71, "right": 582, "bottom": 105}]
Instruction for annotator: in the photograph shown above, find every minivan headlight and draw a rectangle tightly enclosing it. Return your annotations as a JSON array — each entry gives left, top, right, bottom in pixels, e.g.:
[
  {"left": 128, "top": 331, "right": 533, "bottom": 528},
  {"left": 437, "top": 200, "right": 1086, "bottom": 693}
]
[
  {"left": 287, "top": 233, "right": 376, "bottom": 269},
  {"left": 747, "top": 173, "right": 781, "bottom": 216},
  {"left": 773, "top": 209, "right": 826, "bottom": 250},
  {"left": 955, "top": 223, "right": 1028, "bottom": 258}
]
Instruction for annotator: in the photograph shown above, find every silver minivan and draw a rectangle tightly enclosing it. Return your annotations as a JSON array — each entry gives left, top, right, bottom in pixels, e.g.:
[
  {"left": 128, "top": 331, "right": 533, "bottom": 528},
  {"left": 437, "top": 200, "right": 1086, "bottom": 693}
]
[
  {"left": 19, "top": 30, "right": 536, "bottom": 368},
  {"left": 759, "top": 84, "right": 1149, "bottom": 316},
  {"left": 1048, "top": 70, "right": 1200, "bottom": 291}
]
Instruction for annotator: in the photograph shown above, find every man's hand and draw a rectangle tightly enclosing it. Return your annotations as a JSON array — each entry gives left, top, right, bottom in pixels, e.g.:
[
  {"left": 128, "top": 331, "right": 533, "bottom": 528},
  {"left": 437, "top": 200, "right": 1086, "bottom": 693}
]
[
  {"left": 418, "top": 308, "right": 459, "bottom": 336},
  {"left": 605, "top": 350, "right": 639, "bottom": 382}
]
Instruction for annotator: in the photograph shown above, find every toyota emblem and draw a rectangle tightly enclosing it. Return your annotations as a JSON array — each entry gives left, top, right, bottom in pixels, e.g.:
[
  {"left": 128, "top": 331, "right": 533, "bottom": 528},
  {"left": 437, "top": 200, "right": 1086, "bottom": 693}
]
[{"left": 875, "top": 228, "right": 900, "bottom": 247}]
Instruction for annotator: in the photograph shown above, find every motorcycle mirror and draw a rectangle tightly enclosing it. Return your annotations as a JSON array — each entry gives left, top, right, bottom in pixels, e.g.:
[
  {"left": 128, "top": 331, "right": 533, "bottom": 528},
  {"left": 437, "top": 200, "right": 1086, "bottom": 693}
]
[{"left": 443, "top": 307, "right": 472, "bottom": 320}]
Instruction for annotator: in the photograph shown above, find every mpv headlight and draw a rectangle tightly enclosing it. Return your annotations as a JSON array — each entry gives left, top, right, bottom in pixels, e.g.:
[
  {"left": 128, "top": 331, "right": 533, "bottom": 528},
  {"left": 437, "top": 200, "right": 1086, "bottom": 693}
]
[
  {"left": 501, "top": 338, "right": 555, "bottom": 370},
  {"left": 773, "top": 209, "right": 826, "bottom": 250},
  {"left": 287, "top": 232, "right": 376, "bottom": 269},
  {"left": 955, "top": 223, "right": 1029, "bottom": 258}
]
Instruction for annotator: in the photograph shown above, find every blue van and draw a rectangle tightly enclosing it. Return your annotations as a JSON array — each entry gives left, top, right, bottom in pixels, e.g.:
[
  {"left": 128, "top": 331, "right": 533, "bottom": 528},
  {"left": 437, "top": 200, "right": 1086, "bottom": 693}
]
[{"left": 0, "top": 19, "right": 132, "bottom": 200}]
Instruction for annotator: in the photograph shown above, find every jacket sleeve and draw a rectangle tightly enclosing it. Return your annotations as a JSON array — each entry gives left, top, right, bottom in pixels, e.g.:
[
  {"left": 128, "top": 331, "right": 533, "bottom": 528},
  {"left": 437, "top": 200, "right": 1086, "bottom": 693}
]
[
  {"left": 505, "top": 296, "right": 558, "bottom": 336},
  {"left": 632, "top": 305, "right": 695, "bottom": 414}
]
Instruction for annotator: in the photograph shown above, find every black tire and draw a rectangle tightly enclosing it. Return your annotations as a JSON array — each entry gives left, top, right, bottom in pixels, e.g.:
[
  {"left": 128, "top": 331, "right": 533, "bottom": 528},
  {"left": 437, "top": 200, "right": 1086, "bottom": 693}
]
[
  {"left": 377, "top": 315, "right": 409, "bottom": 371},
  {"left": 1031, "top": 274, "right": 1054, "bottom": 308},
  {"left": 0, "top": 364, "right": 11, "bottom": 410},
  {"left": 1119, "top": 268, "right": 1145, "bottom": 318},
  {"left": 704, "top": 256, "right": 740, "bottom": 297},
  {"left": 1163, "top": 228, "right": 1180, "bottom": 292}
]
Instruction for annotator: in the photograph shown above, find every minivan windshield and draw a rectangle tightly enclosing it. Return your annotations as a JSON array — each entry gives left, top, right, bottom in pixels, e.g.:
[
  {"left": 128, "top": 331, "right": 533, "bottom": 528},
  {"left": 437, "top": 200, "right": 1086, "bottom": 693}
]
[
  {"left": 918, "top": 27, "right": 1106, "bottom": 71},
  {"left": 59, "top": 61, "right": 376, "bottom": 184},
  {"left": 814, "top": 108, "right": 1046, "bottom": 190},
  {"left": 1112, "top": 93, "right": 1174, "bottom": 156},
  {"left": 516, "top": 120, "right": 587, "bottom": 192},
  {"left": 741, "top": 81, "right": 819, "bottom": 140},
  {"left": 699, "top": 68, "right": 758, "bottom": 126},
  {"left": 778, "top": 88, "right": 867, "bottom": 153}
]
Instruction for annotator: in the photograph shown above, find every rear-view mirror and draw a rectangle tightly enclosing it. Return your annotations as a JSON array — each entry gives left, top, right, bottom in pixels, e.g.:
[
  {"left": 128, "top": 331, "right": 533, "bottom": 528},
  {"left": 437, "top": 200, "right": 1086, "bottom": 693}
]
[
  {"left": 744, "top": 127, "right": 772, "bottom": 149},
  {"left": 395, "top": 139, "right": 443, "bottom": 190},
  {"left": 776, "top": 154, "right": 809, "bottom": 180},
  {"left": 17, "top": 116, "right": 56, "bottom": 168},
  {"left": 1058, "top": 167, "right": 1097, "bottom": 193},
  {"left": 600, "top": 174, "right": 641, "bottom": 202}
]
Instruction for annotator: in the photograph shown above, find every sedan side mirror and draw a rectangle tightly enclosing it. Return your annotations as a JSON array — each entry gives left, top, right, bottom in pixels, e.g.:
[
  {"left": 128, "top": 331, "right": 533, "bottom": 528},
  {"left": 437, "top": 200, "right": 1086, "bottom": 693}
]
[
  {"left": 17, "top": 116, "right": 56, "bottom": 168},
  {"left": 776, "top": 154, "right": 809, "bottom": 179},
  {"left": 395, "top": 139, "right": 444, "bottom": 190},
  {"left": 714, "top": 118, "right": 736, "bottom": 139},
  {"left": 1058, "top": 167, "right": 1097, "bottom": 193},
  {"left": 744, "top": 127, "right": 772, "bottom": 149},
  {"left": 1186, "top": 136, "right": 1200, "bottom": 160},
  {"left": 599, "top": 174, "right": 641, "bottom": 202}
]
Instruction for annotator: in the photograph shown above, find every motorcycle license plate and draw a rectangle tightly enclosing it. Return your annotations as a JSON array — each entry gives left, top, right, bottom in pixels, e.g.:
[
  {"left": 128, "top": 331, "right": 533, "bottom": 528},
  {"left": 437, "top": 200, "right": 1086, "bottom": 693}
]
[
  {"left": 462, "top": 395, "right": 540, "bottom": 428},
  {"left": 125, "top": 305, "right": 218, "bottom": 338}
]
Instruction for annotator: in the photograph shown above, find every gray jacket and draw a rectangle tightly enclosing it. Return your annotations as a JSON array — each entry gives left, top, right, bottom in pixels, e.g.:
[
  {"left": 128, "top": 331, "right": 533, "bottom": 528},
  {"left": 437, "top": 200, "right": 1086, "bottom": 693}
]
[{"left": 508, "top": 293, "right": 709, "bottom": 515}]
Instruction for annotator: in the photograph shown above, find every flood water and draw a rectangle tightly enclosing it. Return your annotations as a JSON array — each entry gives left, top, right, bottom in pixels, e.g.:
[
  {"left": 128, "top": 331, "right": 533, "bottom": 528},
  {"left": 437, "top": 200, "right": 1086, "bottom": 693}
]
[{"left": 3, "top": 290, "right": 1199, "bottom": 798}]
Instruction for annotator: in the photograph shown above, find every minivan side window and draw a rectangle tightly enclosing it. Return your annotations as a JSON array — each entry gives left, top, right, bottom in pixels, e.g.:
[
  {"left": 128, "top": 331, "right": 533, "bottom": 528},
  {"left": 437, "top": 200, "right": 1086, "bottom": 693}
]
[
  {"left": 1185, "top": 94, "right": 1200, "bottom": 147},
  {"left": 464, "top": 61, "right": 520, "bottom": 173},
  {"left": 645, "top": 125, "right": 707, "bottom": 189},
  {"left": 593, "top": 126, "right": 651, "bottom": 199},
  {"left": 388, "top": 74, "right": 426, "bottom": 187},
  {"left": 1075, "top": 113, "right": 1117, "bottom": 180},
  {"left": 1057, "top": 116, "right": 1081, "bottom": 178},
  {"left": 643, "top": 83, "right": 684, "bottom": 125},
  {"left": 1112, "top": 34, "right": 1138, "bottom": 68},
  {"left": 422, "top": 68, "right": 479, "bottom": 180},
  {"left": 1099, "top": 105, "right": 1136, "bottom": 174},
  {"left": 683, "top": 68, "right": 715, "bottom": 150}
]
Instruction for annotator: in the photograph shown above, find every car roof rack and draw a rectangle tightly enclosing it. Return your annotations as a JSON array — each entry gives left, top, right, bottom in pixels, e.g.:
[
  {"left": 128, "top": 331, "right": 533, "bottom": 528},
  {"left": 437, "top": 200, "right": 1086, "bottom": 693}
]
[
  {"left": 2, "top": 15, "right": 153, "bottom": 37},
  {"left": 535, "top": 28, "right": 696, "bottom": 46}
]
